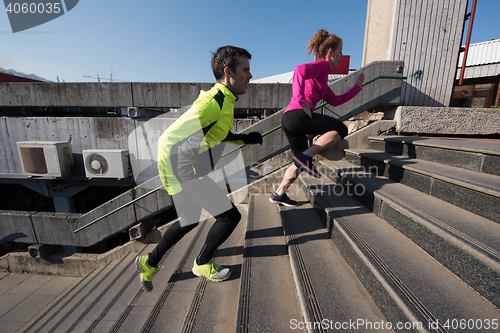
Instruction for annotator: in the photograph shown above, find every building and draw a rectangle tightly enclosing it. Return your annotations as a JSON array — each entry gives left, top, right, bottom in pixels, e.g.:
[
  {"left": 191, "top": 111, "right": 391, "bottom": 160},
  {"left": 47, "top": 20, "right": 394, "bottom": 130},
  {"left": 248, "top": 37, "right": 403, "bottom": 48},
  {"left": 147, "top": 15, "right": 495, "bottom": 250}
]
[{"left": 452, "top": 39, "right": 500, "bottom": 108}]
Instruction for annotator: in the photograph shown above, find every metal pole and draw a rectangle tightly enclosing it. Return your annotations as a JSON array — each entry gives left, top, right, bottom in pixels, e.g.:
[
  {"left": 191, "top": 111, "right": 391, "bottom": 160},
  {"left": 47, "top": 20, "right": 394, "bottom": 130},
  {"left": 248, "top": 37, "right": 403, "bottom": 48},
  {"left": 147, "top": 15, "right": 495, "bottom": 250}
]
[{"left": 459, "top": 0, "right": 477, "bottom": 86}]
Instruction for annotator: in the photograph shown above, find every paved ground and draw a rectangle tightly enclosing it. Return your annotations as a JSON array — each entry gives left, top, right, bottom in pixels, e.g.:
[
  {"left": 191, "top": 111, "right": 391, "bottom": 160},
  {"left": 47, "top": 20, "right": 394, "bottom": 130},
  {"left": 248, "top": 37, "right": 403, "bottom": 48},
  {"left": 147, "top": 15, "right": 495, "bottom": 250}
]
[{"left": 0, "top": 269, "right": 82, "bottom": 332}]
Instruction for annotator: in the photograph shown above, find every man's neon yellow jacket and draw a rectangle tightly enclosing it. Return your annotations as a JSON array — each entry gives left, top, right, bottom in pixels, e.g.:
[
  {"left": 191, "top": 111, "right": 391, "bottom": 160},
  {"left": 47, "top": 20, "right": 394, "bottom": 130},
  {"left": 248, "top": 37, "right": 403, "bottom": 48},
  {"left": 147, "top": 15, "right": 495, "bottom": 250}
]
[{"left": 157, "top": 83, "right": 245, "bottom": 195}]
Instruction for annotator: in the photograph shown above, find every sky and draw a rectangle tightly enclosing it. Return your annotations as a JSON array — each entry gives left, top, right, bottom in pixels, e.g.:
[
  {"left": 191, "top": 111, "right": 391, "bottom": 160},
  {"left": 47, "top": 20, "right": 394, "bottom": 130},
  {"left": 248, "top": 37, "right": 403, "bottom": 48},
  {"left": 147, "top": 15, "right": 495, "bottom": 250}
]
[{"left": 1, "top": 0, "right": 498, "bottom": 83}]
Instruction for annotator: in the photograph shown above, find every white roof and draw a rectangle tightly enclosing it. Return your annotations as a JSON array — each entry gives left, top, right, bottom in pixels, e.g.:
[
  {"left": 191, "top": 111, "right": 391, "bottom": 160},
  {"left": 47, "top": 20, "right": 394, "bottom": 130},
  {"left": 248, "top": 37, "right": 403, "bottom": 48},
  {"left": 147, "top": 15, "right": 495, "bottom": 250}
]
[
  {"left": 458, "top": 39, "right": 500, "bottom": 67},
  {"left": 252, "top": 70, "right": 354, "bottom": 84},
  {"left": 456, "top": 39, "right": 500, "bottom": 79},
  {"left": 251, "top": 71, "right": 294, "bottom": 83}
]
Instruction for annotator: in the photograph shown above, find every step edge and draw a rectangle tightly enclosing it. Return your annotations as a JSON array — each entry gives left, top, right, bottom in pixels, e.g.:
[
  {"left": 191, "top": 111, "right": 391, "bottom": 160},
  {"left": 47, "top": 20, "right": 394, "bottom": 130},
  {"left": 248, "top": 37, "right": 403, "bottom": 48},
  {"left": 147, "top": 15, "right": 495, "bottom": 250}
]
[
  {"left": 367, "top": 136, "right": 500, "bottom": 156},
  {"left": 345, "top": 149, "right": 500, "bottom": 198}
]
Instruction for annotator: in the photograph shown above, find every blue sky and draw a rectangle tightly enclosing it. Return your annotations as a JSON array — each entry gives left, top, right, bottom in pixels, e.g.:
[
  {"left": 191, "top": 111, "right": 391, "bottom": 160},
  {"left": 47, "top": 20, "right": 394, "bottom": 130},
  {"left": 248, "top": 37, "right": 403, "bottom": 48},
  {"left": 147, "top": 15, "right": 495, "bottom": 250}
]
[{"left": 1, "top": 0, "right": 498, "bottom": 83}]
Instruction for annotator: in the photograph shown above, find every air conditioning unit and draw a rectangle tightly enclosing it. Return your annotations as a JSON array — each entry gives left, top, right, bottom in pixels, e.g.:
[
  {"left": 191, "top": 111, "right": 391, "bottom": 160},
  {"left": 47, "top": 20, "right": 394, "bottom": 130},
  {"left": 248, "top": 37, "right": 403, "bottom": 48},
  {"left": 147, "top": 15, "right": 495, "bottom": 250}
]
[
  {"left": 17, "top": 141, "right": 74, "bottom": 178},
  {"left": 83, "top": 149, "right": 132, "bottom": 179}
]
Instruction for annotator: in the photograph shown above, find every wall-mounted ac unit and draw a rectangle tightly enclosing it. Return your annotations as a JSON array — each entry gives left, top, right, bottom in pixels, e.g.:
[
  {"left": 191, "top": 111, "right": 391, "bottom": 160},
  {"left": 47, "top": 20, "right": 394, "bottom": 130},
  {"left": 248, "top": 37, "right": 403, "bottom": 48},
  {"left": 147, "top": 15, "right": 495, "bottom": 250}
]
[
  {"left": 83, "top": 149, "right": 132, "bottom": 179},
  {"left": 17, "top": 141, "right": 74, "bottom": 178}
]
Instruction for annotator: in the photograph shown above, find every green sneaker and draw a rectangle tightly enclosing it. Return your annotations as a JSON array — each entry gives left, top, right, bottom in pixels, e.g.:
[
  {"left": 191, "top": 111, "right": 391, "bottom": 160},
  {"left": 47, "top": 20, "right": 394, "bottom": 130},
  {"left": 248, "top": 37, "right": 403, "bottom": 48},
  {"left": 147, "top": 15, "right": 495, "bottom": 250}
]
[
  {"left": 135, "top": 255, "right": 162, "bottom": 292},
  {"left": 192, "top": 258, "right": 230, "bottom": 282}
]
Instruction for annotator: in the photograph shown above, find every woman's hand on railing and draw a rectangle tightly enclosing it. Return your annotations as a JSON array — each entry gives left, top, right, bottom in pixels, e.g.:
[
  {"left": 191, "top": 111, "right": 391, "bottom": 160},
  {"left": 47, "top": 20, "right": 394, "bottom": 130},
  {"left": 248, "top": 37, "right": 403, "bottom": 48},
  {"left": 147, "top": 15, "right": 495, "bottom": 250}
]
[{"left": 356, "top": 72, "right": 365, "bottom": 88}]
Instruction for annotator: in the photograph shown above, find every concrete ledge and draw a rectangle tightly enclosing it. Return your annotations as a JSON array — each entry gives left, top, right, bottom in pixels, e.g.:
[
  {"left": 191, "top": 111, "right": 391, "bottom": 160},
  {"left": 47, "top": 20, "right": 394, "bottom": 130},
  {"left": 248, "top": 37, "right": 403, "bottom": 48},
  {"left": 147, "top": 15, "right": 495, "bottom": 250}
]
[
  {"left": 0, "top": 210, "right": 37, "bottom": 244},
  {"left": 320, "top": 61, "right": 404, "bottom": 121},
  {"left": 31, "top": 211, "right": 82, "bottom": 246},
  {"left": 28, "top": 244, "right": 62, "bottom": 259},
  {"left": 0, "top": 239, "right": 144, "bottom": 276},
  {"left": 0, "top": 82, "right": 293, "bottom": 109},
  {"left": 396, "top": 106, "right": 500, "bottom": 135}
]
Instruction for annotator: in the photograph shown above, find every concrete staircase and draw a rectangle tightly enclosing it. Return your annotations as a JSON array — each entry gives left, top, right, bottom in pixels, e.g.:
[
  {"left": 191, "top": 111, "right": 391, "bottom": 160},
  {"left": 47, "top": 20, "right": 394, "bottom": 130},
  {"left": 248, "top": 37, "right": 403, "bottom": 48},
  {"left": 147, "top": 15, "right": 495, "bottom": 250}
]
[
  {"left": 13, "top": 209, "right": 245, "bottom": 333},
  {"left": 306, "top": 135, "right": 500, "bottom": 330},
  {"left": 7, "top": 193, "right": 390, "bottom": 333},
  {"left": 3, "top": 135, "right": 500, "bottom": 332}
]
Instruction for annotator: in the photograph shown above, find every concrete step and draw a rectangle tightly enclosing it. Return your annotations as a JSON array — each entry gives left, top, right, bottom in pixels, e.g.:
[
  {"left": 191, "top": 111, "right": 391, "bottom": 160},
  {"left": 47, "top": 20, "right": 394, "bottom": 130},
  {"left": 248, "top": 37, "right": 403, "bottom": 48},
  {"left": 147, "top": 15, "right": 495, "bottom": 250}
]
[
  {"left": 296, "top": 172, "right": 500, "bottom": 330},
  {"left": 20, "top": 251, "right": 135, "bottom": 333},
  {"left": 319, "top": 160, "right": 500, "bottom": 309},
  {"left": 110, "top": 204, "right": 247, "bottom": 333},
  {"left": 180, "top": 204, "right": 247, "bottom": 333},
  {"left": 344, "top": 148, "right": 500, "bottom": 223},
  {"left": 77, "top": 246, "right": 149, "bottom": 333},
  {"left": 369, "top": 136, "right": 500, "bottom": 176},
  {"left": 236, "top": 194, "right": 303, "bottom": 332},
  {"left": 111, "top": 220, "right": 212, "bottom": 333},
  {"left": 7, "top": 204, "right": 249, "bottom": 333},
  {"left": 1, "top": 272, "right": 82, "bottom": 332},
  {"left": 22, "top": 219, "right": 205, "bottom": 333},
  {"left": 53, "top": 252, "right": 140, "bottom": 333},
  {"left": 276, "top": 185, "right": 390, "bottom": 332}
]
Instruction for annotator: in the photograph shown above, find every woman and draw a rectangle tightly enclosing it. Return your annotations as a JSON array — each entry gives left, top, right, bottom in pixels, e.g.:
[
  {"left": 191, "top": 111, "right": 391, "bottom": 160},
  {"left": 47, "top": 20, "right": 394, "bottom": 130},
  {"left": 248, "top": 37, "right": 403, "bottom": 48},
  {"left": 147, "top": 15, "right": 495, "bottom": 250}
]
[{"left": 270, "top": 29, "right": 365, "bottom": 206}]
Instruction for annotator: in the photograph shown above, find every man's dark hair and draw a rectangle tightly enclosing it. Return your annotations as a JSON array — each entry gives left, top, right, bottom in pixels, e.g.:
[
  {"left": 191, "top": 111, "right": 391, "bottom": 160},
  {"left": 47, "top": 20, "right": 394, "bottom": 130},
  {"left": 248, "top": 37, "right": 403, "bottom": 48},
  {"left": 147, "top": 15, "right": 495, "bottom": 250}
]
[{"left": 211, "top": 45, "right": 251, "bottom": 81}]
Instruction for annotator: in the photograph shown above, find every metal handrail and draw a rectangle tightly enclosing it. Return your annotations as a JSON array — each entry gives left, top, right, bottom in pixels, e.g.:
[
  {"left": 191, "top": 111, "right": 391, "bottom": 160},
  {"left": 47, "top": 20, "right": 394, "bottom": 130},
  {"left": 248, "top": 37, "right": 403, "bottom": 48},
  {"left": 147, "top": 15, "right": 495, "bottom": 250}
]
[
  {"left": 73, "top": 187, "right": 162, "bottom": 233},
  {"left": 74, "top": 74, "right": 406, "bottom": 233}
]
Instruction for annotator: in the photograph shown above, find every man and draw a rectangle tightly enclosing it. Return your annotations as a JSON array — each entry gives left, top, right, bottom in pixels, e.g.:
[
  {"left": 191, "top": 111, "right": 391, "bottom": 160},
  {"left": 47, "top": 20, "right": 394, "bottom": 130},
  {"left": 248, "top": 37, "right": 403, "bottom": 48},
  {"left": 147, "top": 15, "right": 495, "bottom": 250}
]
[{"left": 135, "top": 46, "right": 262, "bottom": 292}]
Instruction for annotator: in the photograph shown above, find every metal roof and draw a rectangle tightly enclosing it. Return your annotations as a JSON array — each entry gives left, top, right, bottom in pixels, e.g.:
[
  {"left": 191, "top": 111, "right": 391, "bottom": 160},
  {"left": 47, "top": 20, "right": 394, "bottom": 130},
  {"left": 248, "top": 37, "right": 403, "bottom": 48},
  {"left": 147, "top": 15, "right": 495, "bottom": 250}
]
[
  {"left": 456, "top": 39, "right": 500, "bottom": 79},
  {"left": 252, "top": 71, "right": 353, "bottom": 84},
  {"left": 458, "top": 39, "right": 500, "bottom": 67},
  {"left": 251, "top": 71, "right": 294, "bottom": 83}
]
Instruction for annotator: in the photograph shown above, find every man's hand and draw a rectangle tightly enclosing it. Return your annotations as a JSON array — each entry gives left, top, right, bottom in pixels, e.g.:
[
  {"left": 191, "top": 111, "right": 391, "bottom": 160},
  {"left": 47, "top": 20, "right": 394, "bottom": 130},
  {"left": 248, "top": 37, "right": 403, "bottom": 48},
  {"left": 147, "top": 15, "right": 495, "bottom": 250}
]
[
  {"left": 301, "top": 102, "right": 313, "bottom": 118},
  {"left": 243, "top": 132, "right": 263, "bottom": 145}
]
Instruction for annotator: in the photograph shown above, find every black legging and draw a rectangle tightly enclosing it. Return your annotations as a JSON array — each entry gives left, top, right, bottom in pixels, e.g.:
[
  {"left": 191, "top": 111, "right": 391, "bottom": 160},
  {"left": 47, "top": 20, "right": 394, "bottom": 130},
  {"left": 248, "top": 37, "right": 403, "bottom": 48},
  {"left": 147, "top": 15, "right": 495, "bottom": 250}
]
[
  {"left": 148, "top": 176, "right": 241, "bottom": 267},
  {"left": 281, "top": 109, "right": 348, "bottom": 155}
]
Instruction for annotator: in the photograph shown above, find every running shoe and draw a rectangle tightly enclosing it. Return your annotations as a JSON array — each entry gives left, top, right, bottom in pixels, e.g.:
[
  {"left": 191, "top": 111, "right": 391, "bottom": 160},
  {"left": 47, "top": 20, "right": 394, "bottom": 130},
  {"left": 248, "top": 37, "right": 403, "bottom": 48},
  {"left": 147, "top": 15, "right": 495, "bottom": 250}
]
[
  {"left": 135, "top": 255, "right": 162, "bottom": 292},
  {"left": 293, "top": 152, "right": 321, "bottom": 178},
  {"left": 192, "top": 258, "right": 230, "bottom": 282},
  {"left": 269, "top": 192, "right": 298, "bottom": 207}
]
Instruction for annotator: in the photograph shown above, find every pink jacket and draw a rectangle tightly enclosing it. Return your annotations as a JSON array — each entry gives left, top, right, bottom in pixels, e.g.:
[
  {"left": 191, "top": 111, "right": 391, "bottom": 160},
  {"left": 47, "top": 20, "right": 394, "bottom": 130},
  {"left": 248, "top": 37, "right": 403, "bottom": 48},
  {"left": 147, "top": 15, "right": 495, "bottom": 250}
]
[{"left": 285, "top": 59, "right": 362, "bottom": 113}]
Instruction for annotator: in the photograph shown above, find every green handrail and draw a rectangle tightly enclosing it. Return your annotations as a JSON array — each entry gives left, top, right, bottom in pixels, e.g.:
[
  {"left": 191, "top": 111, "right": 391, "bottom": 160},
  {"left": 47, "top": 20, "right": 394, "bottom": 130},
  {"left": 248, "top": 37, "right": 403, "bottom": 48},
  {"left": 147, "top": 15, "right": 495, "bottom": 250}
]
[
  {"left": 74, "top": 74, "right": 406, "bottom": 233},
  {"left": 73, "top": 186, "right": 164, "bottom": 233}
]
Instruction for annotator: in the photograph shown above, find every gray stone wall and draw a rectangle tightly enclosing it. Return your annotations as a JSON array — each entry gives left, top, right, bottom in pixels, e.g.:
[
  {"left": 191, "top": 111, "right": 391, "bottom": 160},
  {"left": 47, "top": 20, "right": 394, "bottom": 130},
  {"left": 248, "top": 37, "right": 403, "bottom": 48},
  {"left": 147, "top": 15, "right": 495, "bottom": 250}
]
[{"left": 396, "top": 106, "right": 500, "bottom": 135}]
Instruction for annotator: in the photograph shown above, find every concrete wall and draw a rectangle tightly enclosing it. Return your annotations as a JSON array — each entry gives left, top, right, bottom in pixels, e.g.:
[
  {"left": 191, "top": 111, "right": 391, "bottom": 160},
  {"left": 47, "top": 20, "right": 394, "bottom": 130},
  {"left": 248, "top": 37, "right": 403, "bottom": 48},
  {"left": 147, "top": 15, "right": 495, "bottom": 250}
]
[
  {"left": 363, "top": 0, "right": 468, "bottom": 107},
  {"left": 320, "top": 61, "right": 404, "bottom": 120},
  {"left": 0, "top": 116, "right": 138, "bottom": 175},
  {"left": 0, "top": 116, "right": 257, "bottom": 181},
  {"left": 363, "top": 0, "right": 397, "bottom": 64},
  {"left": 0, "top": 176, "right": 173, "bottom": 247},
  {"left": 396, "top": 106, "right": 500, "bottom": 135},
  {"left": 0, "top": 82, "right": 292, "bottom": 109}
]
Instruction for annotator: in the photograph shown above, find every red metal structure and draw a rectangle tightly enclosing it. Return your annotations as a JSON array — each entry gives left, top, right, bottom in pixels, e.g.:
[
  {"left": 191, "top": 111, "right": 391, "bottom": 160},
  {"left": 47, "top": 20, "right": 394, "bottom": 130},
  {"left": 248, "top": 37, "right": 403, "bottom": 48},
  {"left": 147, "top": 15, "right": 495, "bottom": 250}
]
[{"left": 459, "top": 0, "right": 477, "bottom": 86}]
